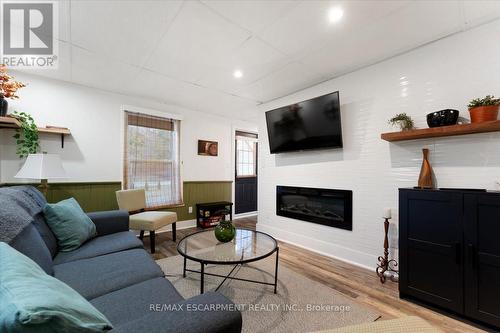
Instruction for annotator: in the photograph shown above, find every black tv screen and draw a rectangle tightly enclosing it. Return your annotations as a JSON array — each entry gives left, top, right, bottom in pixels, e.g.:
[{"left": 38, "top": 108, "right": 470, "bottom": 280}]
[{"left": 265, "top": 91, "right": 342, "bottom": 154}]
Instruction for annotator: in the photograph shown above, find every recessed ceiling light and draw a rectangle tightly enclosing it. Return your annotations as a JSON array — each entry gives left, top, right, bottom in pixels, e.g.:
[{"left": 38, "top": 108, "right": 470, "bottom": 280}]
[
  {"left": 233, "top": 69, "right": 243, "bottom": 79},
  {"left": 328, "top": 7, "right": 344, "bottom": 23}
]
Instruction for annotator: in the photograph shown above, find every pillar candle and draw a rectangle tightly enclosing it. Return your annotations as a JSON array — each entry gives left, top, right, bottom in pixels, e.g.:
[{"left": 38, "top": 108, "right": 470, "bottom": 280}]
[{"left": 383, "top": 207, "right": 392, "bottom": 219}]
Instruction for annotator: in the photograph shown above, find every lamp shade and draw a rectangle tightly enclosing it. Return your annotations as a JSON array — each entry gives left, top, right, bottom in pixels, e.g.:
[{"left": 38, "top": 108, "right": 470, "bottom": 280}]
[{"left": 15, "top": 154, "right": 67, "bottom": 180}]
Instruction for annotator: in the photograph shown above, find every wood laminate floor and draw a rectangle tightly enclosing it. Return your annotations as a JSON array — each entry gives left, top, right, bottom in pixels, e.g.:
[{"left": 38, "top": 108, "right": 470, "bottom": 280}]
[{"left": 142, "top": 216, "right": 492, "bottom": 333}]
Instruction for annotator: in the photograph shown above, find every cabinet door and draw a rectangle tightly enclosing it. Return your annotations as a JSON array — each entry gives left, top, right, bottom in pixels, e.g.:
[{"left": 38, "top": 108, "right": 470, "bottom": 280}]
[
  {"left": 399, "top": 189, "right": 464, "bottom": 313},
  {"left": 464, "top": 193, "right": 500, "bottom": 327}
]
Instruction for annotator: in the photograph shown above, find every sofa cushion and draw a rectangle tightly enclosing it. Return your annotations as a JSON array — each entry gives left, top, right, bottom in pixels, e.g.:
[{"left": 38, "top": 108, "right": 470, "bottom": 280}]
[
  {"left": 90, "top": 277, "right": 183, "bottom": 326},
  {"left": 18, "top": 186, "right": 59, "bottom": 258},
  {"left": 53, "top": 249, "right": 164, "bottom": 300},
  {"left": 9, "top": 224, "right": 53, "bottom": 275},
  {"left": 53, "top": 231, "right": 143, "bottom": 265},
  {"left": 108, "top": 292, "right": 242, "bottom": 333},
  {"left": 0, "top": 242, "right": 112, "bottom": 333},
  {"left": 32, "top": 216, "right": 58, "bottom": 258},
  {"left": 43, "top": 198, "right": 97, "bottom": 252}
]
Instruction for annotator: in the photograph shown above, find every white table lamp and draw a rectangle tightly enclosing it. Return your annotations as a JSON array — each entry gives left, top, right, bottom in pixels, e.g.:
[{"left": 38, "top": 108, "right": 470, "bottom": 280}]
[{"left": 15, "top": 153, "right": 67, "bottom": 197}]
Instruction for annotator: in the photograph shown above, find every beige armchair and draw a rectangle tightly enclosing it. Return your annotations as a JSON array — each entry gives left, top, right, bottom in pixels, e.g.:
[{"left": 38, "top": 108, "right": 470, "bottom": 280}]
[{"left": 116, "top": 189, "right": 177, "bottom": 253}]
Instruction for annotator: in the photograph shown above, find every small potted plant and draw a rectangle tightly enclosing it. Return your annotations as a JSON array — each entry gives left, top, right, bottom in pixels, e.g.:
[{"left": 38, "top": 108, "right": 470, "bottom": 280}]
[
  {"left": 388, "top": 113, "right": 415, "bottom": 131},
  {"left": 0, "top": 64, "right": 26, "bottom": 116},
  {"left": 468, "top": 95, "right": 500, "bottom": 123}
]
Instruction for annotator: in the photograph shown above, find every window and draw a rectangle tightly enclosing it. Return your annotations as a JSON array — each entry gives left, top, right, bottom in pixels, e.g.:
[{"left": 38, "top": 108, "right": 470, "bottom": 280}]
[
  {"left": 123, "top": 111, "right": 182, "bottom": 209},
  {"left": 236, "top": 131, "right": 257, "bottom": 178}
]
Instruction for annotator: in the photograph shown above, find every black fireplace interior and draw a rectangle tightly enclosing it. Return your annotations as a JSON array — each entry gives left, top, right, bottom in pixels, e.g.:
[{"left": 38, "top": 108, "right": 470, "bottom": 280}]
[{"left": 276, "top": 186, "right": 352, "bottom": 231}]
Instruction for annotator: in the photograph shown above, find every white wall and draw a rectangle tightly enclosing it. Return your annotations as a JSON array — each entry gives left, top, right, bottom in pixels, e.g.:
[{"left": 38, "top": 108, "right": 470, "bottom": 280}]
[
  {"left": 0, "top": 73, "right": 257, "bottom": 183},
  {"left": 257, "top": 19, "right": 500, "bottom": 270}
]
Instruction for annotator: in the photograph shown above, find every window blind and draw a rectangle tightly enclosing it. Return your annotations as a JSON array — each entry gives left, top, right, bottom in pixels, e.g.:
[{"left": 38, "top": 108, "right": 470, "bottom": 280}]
[{"left": 123, "top": 111, "right": 182, "bottom": 209}]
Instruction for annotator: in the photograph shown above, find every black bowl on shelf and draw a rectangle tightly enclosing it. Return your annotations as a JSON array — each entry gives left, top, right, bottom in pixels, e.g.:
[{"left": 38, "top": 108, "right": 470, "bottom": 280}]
[{"left": 426, "top": 109, "right": 459, "bottom": 128}]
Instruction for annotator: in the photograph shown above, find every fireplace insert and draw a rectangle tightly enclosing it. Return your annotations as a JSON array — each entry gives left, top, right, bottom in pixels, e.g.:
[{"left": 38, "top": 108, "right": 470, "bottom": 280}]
[{"left": 276, "top": 186, "right": 352, "bottom": 231}]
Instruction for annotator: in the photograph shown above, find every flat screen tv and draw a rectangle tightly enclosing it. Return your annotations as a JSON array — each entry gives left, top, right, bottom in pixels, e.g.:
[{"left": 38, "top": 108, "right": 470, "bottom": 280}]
[{"left": 265, "top": 91, "right": 342, "bottom": 154}]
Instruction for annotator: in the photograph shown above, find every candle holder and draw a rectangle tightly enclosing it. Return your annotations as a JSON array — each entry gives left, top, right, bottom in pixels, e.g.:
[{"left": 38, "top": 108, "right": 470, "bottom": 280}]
[{"left": 376, "top": 217, "right": 399, "bottom": 283}]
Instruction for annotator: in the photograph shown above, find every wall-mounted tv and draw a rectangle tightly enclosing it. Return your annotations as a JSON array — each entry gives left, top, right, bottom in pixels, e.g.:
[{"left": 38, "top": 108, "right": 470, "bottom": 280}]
[{"left": 265, "top": 91, "right": 342, "bottom": 154}]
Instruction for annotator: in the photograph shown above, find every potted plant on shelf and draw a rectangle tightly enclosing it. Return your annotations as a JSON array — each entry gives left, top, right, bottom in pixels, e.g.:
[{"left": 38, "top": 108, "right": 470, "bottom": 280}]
[
  {"left": 0, "top": 64, "right": 26, "bottom": 116},
  {"left": 388, "top": 113, "right": 415, "bottom": 131},
  {"left": 468, "top": 95, "right": 500, "bottom": 123}
]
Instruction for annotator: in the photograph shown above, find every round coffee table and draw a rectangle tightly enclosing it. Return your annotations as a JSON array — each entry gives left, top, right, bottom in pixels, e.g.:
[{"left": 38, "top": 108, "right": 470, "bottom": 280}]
[{"left": 177, "top": 228, "right": 279, "bottom": 294}]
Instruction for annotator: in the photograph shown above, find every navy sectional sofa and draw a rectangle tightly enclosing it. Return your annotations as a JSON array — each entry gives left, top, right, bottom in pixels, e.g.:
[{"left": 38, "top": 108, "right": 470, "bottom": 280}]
[{"left": 2, "top": 186, "right": 242, "bottom": 333}]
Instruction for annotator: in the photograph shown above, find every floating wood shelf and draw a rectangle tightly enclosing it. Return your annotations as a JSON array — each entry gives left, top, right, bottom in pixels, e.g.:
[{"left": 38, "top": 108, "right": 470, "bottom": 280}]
[
  {"left": 0, "top": 116, "right": 71, "bottom": 148},
  {"left": 0, "top": 116, "right": 20, "bottom": 129},
  {"left": 381, "top": 120, "right": 500, "bottom": 142}
]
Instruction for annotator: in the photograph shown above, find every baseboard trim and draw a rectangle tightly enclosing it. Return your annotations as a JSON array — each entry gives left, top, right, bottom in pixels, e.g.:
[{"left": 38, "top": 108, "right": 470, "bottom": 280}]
[
  {"left": 256, "top": 223, "right": 376, "bottom": 272},
  {"left": 234, "top": 211, "right": 258, "bottom": 219}
]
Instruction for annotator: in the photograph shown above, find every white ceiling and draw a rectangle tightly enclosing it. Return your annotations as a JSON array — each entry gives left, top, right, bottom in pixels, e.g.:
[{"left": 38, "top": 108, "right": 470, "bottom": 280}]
[{"left": 17, "top": 0, "right": 500, "bottom": 120}]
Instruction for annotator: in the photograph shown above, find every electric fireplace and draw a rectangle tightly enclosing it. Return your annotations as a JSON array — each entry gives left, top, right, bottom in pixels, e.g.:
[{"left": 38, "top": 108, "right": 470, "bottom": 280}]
[{"left": 276, "top": 186, "right": 352, "bottom": 231}]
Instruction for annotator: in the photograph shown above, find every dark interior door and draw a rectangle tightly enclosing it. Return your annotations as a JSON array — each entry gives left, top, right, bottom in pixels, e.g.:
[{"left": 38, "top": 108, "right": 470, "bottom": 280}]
[
  {"left": 399, "top": 189, "right": 464, "bottom": 314},
  {"left": 235, "top": 177, "right": 257, "bottom": 214},
  {"left": 464, "top": 193, "right": 500, "bottom": 327},
  {"left": 235, "top": 131, "right": 257, "bottom": 214}
]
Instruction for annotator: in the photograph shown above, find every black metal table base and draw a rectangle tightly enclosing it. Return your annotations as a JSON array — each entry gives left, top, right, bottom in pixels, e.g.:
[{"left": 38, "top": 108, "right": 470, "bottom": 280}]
[{"left": 182, "top": 248, "right": 279, "bottom": 294}]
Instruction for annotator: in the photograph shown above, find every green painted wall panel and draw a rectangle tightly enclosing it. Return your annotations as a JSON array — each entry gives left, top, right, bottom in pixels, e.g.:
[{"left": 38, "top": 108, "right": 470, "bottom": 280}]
[
  {"left": 1, "top": 181, "right": 232, "bottom": 222},
  {"left": 47, "top": 183, "right": 122, "bottom": 212},
  {"left": 166, "top": 181, "right": 232, "bottom": 221}
]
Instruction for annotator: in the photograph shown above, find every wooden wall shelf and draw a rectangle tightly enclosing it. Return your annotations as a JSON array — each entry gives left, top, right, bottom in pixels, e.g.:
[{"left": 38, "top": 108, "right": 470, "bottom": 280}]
[
  {"left": 381, "top": 120, "right": 500, "bottom": 142},
  {"left": 0, "top": 116, "right": 71, "bottom": 148}
]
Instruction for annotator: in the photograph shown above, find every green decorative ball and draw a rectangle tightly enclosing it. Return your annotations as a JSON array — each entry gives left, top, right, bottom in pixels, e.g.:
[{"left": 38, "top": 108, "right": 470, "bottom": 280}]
[{"left": 214, "top": 220, "right": 236, "bottom": 243}]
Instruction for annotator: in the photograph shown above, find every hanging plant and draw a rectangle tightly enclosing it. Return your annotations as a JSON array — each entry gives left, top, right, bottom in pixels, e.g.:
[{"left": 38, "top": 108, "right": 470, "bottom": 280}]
[{"left": 12, "top": 111, "right": 39, "bottom": 158}]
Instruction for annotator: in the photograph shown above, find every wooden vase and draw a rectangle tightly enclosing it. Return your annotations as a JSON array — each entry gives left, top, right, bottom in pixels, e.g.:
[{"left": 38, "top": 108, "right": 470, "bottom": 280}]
[{"left": 418, "top": 148, "right": 434, "bottom": 189}]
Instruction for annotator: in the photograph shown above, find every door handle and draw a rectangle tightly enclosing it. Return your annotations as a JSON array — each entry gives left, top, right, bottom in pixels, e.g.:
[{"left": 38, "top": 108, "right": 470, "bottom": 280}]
[{"left": 468, "top": 244, "right": 476, "bottom": 269}]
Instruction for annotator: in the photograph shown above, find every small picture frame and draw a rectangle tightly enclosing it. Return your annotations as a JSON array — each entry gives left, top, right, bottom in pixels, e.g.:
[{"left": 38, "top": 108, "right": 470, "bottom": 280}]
[{"left": 198, "top": 140, "right": 218, "bottom": 156}]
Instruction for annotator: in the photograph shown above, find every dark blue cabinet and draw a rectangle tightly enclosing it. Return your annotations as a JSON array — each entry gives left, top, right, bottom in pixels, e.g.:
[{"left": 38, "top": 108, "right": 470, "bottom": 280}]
[
  {"left": 464, "top": 193, "right": 500, "bottom": 327},
  {"left": 399, "top": 188, "right": 500, "bottom": 329}
]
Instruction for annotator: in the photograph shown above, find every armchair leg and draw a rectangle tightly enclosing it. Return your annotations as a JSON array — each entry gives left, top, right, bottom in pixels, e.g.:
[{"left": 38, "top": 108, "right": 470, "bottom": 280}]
[
  {"left": 150, "top": 231, "right": 156, "bottom": 254},
  {"left": 172, "top": 222, "right": 177, "bottom": 241},
  {"left": 139, "top": 230, "right": 144, "bottom": 240}
]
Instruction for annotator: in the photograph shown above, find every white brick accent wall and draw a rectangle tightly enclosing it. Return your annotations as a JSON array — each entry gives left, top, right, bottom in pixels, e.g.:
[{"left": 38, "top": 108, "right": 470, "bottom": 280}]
[{"left": 257, "top": 19, "right": 500, "bottom": 269}]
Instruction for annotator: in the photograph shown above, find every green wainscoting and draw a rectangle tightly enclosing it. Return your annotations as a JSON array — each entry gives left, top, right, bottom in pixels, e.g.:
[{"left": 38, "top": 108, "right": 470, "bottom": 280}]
[
  {"left": 1, "top": 181, "right": 232, "bottom": 221},
  {"left": 47, "top": 182, "right": 122, "bottom": 212},
  {"left": 167, "top": 181, "right": 232, "bottom": 221}
]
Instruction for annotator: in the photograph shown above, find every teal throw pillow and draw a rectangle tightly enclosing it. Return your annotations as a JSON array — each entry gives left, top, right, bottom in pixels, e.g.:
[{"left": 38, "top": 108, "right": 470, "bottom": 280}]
[
  {"left": 43, "top": 198, "right": 97, "bottom": 252},
  {"left": 0, "top": 242, "right": 112, "bottom": 333}
]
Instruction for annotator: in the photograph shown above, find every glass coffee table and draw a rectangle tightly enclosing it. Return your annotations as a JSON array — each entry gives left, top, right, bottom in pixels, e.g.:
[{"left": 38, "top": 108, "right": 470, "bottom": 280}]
[{"left": 177, "top": 228, "right": 279, "bottom": 294}]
